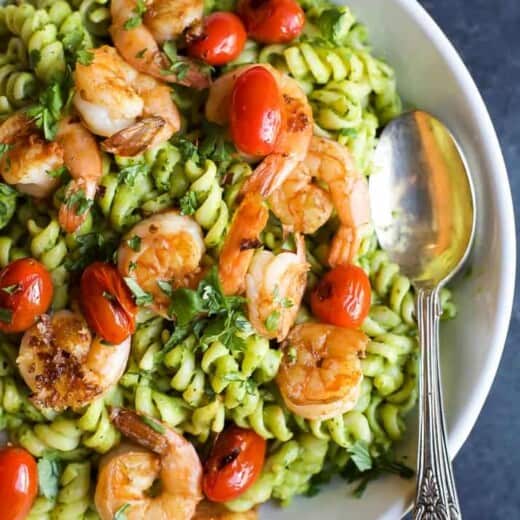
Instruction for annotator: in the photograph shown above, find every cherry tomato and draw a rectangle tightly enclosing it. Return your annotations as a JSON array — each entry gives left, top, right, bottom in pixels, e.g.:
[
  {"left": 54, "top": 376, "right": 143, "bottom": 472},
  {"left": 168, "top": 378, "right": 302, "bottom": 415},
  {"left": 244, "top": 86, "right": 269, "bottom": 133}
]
[
  {"left": 230, "top": 66, "right": 282, "bottom": 156},
  {"left": 80, "top": 262, "right": 137, "bottom": 344},
  {"left": 0, "top": 258, "right": 53, "bottom": 333},
  {"left": 188, "top": 12, "right": 247, "bottom": 66},
  {"left": 238, "top": 0, "right": 305, "bottom": 43},
  {"left": 311, "top": 264, "right": 371, "bottom": 328},
  {"left": 203, "top": 425, "right": 266, "bottom": 502},
  {"left": 0, "top": 447, "right": 38, "bottom": 520}
]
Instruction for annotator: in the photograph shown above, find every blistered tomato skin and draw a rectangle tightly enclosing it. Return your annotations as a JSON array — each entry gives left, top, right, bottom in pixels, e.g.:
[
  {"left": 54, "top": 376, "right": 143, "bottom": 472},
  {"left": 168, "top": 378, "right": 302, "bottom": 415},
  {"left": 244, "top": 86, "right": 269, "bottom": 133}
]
[
  {"left": 0, "top": 258, "right": 53, "bottom": 333},
  {"left": 188, "top": 12, "right": 247, "bottom": 66},
  {"left": 80, "top": 261, "right": 137, "bottom": 344},
  {"left": 230, "top": 66, "right": 282, "bottom": 156},
  {"left": 0, "top": 447, "right": 38, "bottom": 520},
  {"left": 238, "top": 0, "right": 305, "bottom": 44},
  {"left": 311, "top": 264, "right": 372, "bottom": 329},
  {"left": 203, "top": 425, "right": 267, "bottom": 502}
]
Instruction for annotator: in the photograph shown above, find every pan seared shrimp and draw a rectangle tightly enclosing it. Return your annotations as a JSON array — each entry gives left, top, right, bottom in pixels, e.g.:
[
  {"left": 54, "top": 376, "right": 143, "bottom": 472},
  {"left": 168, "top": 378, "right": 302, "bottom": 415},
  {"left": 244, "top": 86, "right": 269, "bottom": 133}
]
[
  {"left": 218, "top": 192, "right": 269, "bottom": 296},
  {"left": 73, "top": 46, "right": 181, "bottom": 156},
  {"left": 118, "top": 211, "right": 206, "bottom": 316},
  {"left": 270, "top": 136, "right": 371, "bottom": 265},
  {"left": 56, "top": 116, "right": 103, "bottom": 233},
  {"left": 110, "top": 0, "right": 209, "bottom": 88},
  {"left": 246, "top": 234, "right": 308, "bottom": 341},
  {"left": 276, "top": 323, "right": 368, "bottom": 420},
  {"left": 16, "top": 311, "right": 130, "bottom": 411},
  {"left": 0, "top": 113, "right": 63, "bottom": 198},
  {"left": 95, "top": 408, "right": 203, "bottom": 520},
  {"left": 206, "top": 64, "right": 313, "bottom": 197}
]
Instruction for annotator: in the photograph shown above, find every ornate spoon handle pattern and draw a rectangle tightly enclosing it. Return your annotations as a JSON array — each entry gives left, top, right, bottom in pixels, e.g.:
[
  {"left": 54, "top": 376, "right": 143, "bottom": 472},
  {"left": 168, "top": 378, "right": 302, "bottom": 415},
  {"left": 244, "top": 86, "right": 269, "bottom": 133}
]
[{"left": 413, "top": 289, "right": 462, "bottom": 520}]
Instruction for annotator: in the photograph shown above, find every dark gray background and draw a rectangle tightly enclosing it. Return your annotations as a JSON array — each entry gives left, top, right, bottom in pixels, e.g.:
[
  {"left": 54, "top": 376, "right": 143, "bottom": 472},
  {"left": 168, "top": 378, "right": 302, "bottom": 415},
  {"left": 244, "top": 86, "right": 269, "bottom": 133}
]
[{"left": 411, "top": 1, "right": 519, "bottom": 519}]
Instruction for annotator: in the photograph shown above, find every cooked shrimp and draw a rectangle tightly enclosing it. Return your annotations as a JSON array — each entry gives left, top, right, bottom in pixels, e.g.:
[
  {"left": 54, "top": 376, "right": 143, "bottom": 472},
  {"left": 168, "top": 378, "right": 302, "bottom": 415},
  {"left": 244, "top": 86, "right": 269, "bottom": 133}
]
[
  {"left": 206, "top": 64, "right": 313, "bottom": 197},
  {"left": 246, "top": 234, "right": 308, "bottom": 341},
  {"left": 95, "top": 408, "right": 202, "bottom": 520},
  {"left": 306, "top": 137, "right": 371, "bottom": 266},
  {"left": 218, "top": 192, "right": 269, "bottom": 296},
  {"left": 276, "top": 323, "right": 368, "bottom": 420},
  {"left": 118, "top": 211, "right": 205, "bottom": 316},
  {"left": 194, "top": 501, "right": 257, "bottom": 520},
  {"left": 110, "top": 0, "right": 209, "bottom": 88},
  {"left": 269, "top": 136, "right": 371, "bottom": 265},
  {"left": 16, "top": 311, "right": 130, "bottom": 411},
  {"left": 56, "top": 116, "right": 103, "bottom": 233},
  {"left": 73, "top": 46, "right": 181, "bottom": 156},
  {"left": 0, "top": 113, "right": 63, "bottom": 198},
  {"left": 268, "top": 162, "right": 334, "bottom": 235}
]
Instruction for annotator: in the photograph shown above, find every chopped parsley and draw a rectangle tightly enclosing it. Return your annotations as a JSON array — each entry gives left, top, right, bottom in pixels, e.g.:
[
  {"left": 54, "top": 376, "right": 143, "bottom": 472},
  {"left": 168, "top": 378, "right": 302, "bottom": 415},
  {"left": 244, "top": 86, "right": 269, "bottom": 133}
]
[
  {"left": 135, "top": 48, "right": 148, "bottom": 59},
  {"left": 119, "top": 162, "right": 148, "bottom": 186},
  {"left": 124, "top": 277, "right": 153, "bottom": 306},
  {"left": 64, "top": 188, "right": 93, "bottom": 216},
  {"left": 37, "top": 456, "right": 61, "bottom": 500},
  {"left": 64, "top": 232, "right": 119, "bottom": 272},
  {"left": 128, "top": 261, "right": 137, "bottom": 272},
  {"left": 157, "top": 280, "right": 173, "bottom": 297},
  {"left": 126, "top": 235, "right": 141, "bottom": 252},
  {"left": 140, "top": 415, "right": 166, "bottom": 434},
  {"left": 179, "top": 190, "right": 198, "bottom": 215},
  {"left": 102, "top": 291, "right": 116, "bottom": 302},
  {"left": 264, "top": 310, "right": 280, "bottom": 332},
  {"left": 123, "top": 0, "right": 147, "bottom": 30},
  {"left": 2, "top": 284, "right": 20, "bottom": 295},
  {"left": 26, "top": 82, "right": 65, "bottom": 141},
  {"left": 0, "top": 307, "right": 13, "bottom": 324},
  {"left": 46, "top": 165, "right": 68, "bottom": 179},
  {"left": 76, "top": 49, "right": 94, "bottom": 66},
  {"left": 113, "top": 503, "right": 130, "bottom": 520},
  {"left": 273, "top": 285, "right": 294, "bottom": 308},
  {"left": 0, "top": 143, "right": 12, "bottom": 158}
]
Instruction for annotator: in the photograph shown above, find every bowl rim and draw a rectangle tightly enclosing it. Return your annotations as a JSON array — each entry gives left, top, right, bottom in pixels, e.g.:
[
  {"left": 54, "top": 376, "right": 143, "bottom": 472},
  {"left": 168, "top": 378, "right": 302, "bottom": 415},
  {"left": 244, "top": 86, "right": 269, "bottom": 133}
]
[{"left": 394, "top": 0, "right": 517, "bottom": 458}]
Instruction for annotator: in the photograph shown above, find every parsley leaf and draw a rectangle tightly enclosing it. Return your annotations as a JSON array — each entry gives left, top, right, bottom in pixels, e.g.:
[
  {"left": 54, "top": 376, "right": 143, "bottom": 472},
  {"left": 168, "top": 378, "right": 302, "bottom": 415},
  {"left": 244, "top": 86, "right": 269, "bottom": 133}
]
[
  {"left": 46, "top": 165, "right": 68, "bottom": 179},
  {"left": 126, "top": 235, "right": 141, "bottom": 252},
  {"left": 175, "top": 137, "right": 200, "bottom": 163},
  {"left": 64, "top": 232, "right": 119, "bottom": 272},
  {"left": 37, "top": 456, "right": 61, "bottom": 500},
  {"left": 124, "top": 277, "right": 153, "bottom": 306},
  {"left": 0, "top": 308, "right": 13, "bottom": 324},
  {"left": 0, "top": 144, "right": 12, "bottom": 158},
  {"left": 76, "top": 49, "right": 94, "bottom": 66},
  {"left": 169, "top": 288, "right": 205, "bottom": 326},
  {"left": 124, "top": 0, "right": 147, "bottom": 30},
  {"left": 64, "top": 188, "right": 93, "bottom": 216},
  {"left": 113, "top": 503, "right": 130, "bottom": 520},
  {"left": 264, "top": 310, "right": 280, "bottom": 332},
  {"left": 179, "top": 191, "right": 198, "bottom": 215},
  {"left": 135, "top": 48, "right": 148, "bottom": 59},
  {"left": 119, "top": 162, "right": 148, "bottom": 186},
  {"left": 2, "top": 284, "right": 20, "bottom": 295},
  {"left": 199, "top": 120, "right": 236, "bottom": 164},
  {"left": 140, "top": 415, "right": 166, "bottom": 434},
  {"left": 348, "top": 441, "right": 372, "bottom": 472},
  {"left": 157, "top": 280, "right": 173, "bottom": 297},
  {"left": 26, "top": 82, "right": 64, "bottom": 141}
]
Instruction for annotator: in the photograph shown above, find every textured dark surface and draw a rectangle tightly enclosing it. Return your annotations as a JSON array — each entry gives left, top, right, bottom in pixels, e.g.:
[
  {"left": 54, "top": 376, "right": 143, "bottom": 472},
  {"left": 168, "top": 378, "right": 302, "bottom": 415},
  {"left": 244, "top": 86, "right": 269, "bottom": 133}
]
[{"left": 411, "top": 1, "right": 520, "bottom": 519}]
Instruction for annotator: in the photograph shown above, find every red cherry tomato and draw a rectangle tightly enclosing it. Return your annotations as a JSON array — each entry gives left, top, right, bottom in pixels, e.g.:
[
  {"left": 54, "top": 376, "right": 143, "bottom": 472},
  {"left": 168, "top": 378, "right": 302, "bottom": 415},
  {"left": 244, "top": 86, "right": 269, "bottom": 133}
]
[
  {"left": 203, "top": 425, "right": 266, "bottom": 502},
  {"left": 230, "top": 66, "right": 282, "bottom": 156},
  {"left": 0, "top": 447, "right": 38, "bottom": 520},
  {"left": 0, "top": 258, "right": 53, "bottom": 333},
  {"left": 238, "top": 0, "right": 305, "bottom": 43},
  {"left": 311, "top": 264, "right": 371, "bottom": 328},
  {"left": 188, "top": 12, "right": 247, "bottom": 66},
  {"left": 80, "top": 262, "right": 137, "bottom": 344}
]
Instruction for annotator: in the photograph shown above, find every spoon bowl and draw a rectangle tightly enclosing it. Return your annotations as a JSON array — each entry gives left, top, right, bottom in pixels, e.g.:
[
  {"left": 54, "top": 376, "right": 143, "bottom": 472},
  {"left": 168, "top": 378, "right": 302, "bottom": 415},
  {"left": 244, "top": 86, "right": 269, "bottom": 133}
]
[{"left": 370, "top": 110, "right": 475, "bottom": 288}]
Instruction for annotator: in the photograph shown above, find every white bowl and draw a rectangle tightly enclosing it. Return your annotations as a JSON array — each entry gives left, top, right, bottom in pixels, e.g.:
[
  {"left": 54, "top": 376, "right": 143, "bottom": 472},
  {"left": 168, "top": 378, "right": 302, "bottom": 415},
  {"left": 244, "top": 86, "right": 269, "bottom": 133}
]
[{"left": 263, "top": 0, "right": 516, "bottom": 518}]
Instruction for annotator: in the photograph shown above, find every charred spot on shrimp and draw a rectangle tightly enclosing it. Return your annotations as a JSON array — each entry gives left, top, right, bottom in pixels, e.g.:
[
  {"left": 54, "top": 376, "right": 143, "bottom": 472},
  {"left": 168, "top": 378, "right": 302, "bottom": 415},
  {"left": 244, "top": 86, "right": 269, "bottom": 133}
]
[
  {"left": 283, "top": 94, "right": 309, "bottom": 132},
  {"left": 239, "top": 238, "right": 262, "bottom": 251}
]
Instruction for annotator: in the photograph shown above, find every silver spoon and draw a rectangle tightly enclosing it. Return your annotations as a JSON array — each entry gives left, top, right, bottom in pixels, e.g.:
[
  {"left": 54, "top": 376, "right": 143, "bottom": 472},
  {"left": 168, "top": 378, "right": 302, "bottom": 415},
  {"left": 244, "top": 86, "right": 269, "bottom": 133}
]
[{"left": 370, "top": 110, "right": 475, "bottom": 520}]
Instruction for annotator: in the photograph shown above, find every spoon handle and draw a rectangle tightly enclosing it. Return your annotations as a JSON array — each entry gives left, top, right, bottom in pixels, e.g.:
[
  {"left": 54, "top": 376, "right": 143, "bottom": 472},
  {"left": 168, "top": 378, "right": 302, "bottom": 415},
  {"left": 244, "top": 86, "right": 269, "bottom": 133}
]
[{"left": 413, "top": 288, "right": 462, "bottom": 520}]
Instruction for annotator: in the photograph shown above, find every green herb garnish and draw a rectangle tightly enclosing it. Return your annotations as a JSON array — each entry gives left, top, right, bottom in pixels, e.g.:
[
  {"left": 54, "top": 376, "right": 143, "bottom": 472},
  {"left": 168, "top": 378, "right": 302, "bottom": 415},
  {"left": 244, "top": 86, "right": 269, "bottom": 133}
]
[{"left": 124, "top": 277, "right": 153, "bottom": 306}]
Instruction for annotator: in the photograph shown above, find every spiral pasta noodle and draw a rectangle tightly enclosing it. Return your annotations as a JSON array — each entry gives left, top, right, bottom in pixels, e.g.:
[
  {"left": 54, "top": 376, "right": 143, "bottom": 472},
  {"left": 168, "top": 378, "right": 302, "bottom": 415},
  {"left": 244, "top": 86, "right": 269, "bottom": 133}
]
[
  {"left": 0, "top": 51, "right": 37, "bottom": 116},
  {"left": 51, "top": 461, "right": 92, "bottom": 519},
  {"left": 0, "top": 4, "right": 66, "bottom": 83}
]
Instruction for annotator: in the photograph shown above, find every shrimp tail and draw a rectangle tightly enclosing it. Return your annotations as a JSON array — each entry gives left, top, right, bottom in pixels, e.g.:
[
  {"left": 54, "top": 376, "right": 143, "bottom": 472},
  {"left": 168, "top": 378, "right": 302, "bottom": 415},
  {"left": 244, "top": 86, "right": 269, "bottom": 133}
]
[
  {"left": 59, "top": 178, "right": 96, "bottom": 233},
  {"left": 161, "top": 57, "right": 212, "bottom": 89},
  {"left": 240, "top": 154, "right": 296, "bottom": 197},
  {"left": 110, "top": 407, "right": 169, "bottom": 455},
  {"left": 102, "top": 116, "right": 167, "bottom": 157},
  {"left": 0, "top": 112, "right": 37, "bottom": 144}
]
